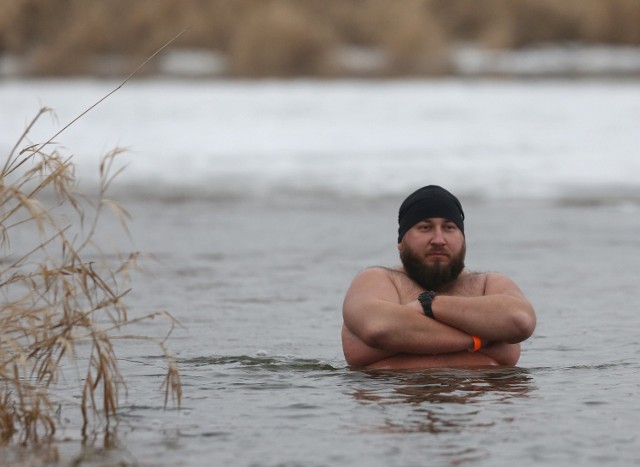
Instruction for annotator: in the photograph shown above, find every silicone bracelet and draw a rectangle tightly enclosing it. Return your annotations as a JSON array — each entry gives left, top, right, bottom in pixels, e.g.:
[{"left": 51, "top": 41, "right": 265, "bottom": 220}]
[{"left": 470, "top": 335, "right": 482, "bottom": 352}]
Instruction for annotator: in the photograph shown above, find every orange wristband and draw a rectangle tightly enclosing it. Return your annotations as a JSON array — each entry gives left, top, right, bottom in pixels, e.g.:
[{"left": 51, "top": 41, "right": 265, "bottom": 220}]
[{"left": 470, "top": 335, "right": 482, "bottom": 352}]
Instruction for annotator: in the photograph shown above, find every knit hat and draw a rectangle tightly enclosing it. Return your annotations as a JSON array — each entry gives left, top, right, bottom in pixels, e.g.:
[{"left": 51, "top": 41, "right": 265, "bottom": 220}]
[{"left": 397, "top": 185, "right": 465, "bottom": 242}]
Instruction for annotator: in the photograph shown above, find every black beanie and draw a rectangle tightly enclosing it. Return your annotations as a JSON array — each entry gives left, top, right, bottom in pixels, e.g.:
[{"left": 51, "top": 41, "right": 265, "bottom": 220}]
[{"left": 397, "top": 185, "right": 465, "bottom": 242}]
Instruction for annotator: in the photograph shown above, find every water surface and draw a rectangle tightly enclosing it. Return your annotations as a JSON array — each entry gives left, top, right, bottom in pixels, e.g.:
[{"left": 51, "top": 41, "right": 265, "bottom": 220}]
[{"left": 1, "top": 79, "right": 639, "bottom": 466}]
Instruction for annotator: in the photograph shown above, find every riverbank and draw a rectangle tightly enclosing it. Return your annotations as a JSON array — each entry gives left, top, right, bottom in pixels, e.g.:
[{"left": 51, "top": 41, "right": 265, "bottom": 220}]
[{"left": 2, "top": 0, "right": 640, "bottom": 78}]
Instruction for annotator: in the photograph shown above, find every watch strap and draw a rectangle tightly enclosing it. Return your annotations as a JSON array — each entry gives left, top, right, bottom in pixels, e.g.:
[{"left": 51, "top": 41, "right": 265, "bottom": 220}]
[{"left": 418, "top": 291, "right": 436, "bottom": 319}]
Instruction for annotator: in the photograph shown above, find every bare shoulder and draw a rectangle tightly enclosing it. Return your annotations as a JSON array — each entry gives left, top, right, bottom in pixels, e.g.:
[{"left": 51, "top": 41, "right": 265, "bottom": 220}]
[
  {"left": 346, "top": 266, "right": 402, "bottom": 299},
  {"left": 343, "top": 267, "right": 400, "bottom": 311},
  {"left": 350, "top": 266, "right": 398, "bottom": 283},
  {"left": 483, "top": 272, "right": 527, "bottom": 297}
]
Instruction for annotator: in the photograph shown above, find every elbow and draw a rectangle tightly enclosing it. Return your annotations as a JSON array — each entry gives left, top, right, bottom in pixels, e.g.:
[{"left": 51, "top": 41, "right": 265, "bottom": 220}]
[
  {"left": 341, "top": 324, "right": 393, "bottom": 368},
  {"left": 355, "top": 319, "right": 398, "bottom": 350},
  {"left": 359, "top": 325, "right": 390, "bottom": 349},
  {"left": 344, "top": 353, "right": 368, "bottom": 368},
  {"left": 344, "top": 351, "right": 385, "bottom": 368},
  {"left": 494, "top": 343, "right": 521, "bottom": 366},
  {"left": 508, "top": 307, "right": 536, "bottom": 343}
]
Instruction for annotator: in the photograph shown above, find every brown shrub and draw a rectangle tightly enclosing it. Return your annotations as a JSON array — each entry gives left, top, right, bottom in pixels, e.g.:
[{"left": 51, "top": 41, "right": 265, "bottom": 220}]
[
  {"left": 229, "top": 1, "right": 338, "bottom": 77},
  {"left": 2, "top": 0, "right": 640, "bottom": 76},
  {"left": 429, "top": 0, "right": 640, "bottom": 49},
  {"left": 375, "top": 0, "right": 450, "bottom": 74},
  {"left": 577, "top": 0, "right": 640, "bottom": 44}
]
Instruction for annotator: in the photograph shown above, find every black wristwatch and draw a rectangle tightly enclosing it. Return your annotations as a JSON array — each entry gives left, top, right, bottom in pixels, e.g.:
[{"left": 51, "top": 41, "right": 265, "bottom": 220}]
[{"left": 418, "top": 291, "right": 437, "bottom": 319}]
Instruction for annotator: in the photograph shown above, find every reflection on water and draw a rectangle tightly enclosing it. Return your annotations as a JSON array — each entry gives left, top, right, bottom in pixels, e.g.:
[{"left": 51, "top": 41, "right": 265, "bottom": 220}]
[
  {"left": 0, "top": 430, "right": 135, "bottom": 467},
  {"left": 354, "top": 367, "right": 534, "bottom": 404},
  {"left": 349, "top": 367, "right": 535, "bottom": 434}
]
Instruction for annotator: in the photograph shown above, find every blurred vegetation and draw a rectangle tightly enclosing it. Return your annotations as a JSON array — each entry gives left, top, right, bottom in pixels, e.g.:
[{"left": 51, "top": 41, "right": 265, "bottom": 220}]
[{"left": 1, "top": 0, "right": 639, "bottom": 77}]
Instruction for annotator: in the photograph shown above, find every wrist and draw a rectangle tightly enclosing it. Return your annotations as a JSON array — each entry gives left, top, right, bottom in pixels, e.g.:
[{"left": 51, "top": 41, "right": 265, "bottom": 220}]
[
  {"left": 469, "top": 335, "right": 482, "bottom": 352},
  {"left": 418, "top": 291, "right": 436, "bottom": 319}
]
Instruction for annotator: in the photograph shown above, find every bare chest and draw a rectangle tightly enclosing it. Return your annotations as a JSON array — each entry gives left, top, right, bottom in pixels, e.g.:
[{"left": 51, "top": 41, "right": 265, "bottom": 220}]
[{"left": 389, "top": 269, "right": 488, "bottom": 305}]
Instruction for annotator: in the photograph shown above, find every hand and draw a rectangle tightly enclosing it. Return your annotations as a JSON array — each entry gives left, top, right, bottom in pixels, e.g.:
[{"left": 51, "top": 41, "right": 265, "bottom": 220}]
[{"left": 408, "top": 299, "right": 424, "bottom": 314}]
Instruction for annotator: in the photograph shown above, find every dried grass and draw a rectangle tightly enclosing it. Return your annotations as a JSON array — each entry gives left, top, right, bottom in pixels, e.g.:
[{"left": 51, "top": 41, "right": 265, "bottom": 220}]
[
  {"left": 230, "top": 1, "right": 338, "bottom": 77},
  {"left": 2, "top": 0, "right": 640, "bottom": 77},
  {"left": 0, "top": 79, "right": 181, "bottom": 447}
]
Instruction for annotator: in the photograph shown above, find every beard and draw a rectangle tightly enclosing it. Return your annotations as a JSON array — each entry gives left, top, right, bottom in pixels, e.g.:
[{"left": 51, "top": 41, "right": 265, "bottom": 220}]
[{"left": 400, "top": 242, "right": 466, "bottom": 291}]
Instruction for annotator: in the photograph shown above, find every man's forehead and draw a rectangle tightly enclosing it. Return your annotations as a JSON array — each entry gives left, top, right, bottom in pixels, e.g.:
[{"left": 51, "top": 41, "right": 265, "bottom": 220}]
[{"left": 417, "top": 217, "right": 457, "bottom": 224}]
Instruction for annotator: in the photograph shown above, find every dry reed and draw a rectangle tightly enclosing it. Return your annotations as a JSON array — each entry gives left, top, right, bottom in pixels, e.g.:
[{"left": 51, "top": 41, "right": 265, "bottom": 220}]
[{"left": 0, "top": 110, "right": 181, "bottom": 445}]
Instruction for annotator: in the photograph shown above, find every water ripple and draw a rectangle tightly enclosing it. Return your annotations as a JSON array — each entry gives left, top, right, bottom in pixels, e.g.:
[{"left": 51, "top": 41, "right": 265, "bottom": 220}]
[{"left": 179, "top": 354, "right": 340, "bottom": 372}]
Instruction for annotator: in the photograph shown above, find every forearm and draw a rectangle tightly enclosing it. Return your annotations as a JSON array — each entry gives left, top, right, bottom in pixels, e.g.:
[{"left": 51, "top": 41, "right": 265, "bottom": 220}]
[
  {"left": 431, "top": 294, "right": 535, "bottom": 343},
  {"left": 477, "top": 342, "right": 521, "bottom": 366},
  {"left": 343, "top": 326, "right": 519, "bottom": 369},
  {"left": 345, "top": 299, "right": 477, "bottom": 355},
  {"left": 355, "top": 342, "right": 520, "bottom": 370}
]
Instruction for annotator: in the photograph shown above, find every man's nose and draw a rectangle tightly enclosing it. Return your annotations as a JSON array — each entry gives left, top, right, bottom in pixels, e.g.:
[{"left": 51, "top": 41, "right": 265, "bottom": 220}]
[{"left": 431, "top": 227, "right": 446, "bottom": 244}]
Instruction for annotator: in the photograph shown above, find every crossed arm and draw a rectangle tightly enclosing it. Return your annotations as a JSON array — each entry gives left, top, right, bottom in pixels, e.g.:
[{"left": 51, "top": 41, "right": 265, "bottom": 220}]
[{"left": 341, "top": 268, "right": 536, "bottom": 369}]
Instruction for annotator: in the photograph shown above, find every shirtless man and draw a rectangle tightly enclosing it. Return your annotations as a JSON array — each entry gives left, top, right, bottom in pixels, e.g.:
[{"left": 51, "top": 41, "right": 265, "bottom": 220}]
[{"left": 342, "top": 185, "right": 536, "bottom": 369}]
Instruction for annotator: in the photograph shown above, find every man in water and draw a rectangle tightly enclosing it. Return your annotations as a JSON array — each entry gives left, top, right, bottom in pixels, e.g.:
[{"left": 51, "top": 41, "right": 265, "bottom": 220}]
[{"left": 342, "top": 185, "right": 536, "bottom": 369}]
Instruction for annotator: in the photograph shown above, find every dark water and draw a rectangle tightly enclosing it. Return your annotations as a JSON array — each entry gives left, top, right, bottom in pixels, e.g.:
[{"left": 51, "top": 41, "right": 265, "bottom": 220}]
[{"left": 3, "top": 195, "right": 640, "bottom": 466}]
